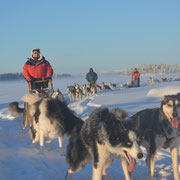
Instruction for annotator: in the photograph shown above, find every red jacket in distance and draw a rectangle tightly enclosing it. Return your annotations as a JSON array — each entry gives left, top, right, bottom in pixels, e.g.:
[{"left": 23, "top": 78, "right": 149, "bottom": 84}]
[
  {"left": 132, "top": 71, "right": 140, "bottom": 81},
  {"left": 23, "top": 56, "right": 53, "bottom": 82}
]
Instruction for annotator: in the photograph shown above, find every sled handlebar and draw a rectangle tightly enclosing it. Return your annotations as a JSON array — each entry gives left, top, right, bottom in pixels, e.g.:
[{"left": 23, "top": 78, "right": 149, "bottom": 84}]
[{"left": 28, "top": 79, "right": 53, "bottom": 93}]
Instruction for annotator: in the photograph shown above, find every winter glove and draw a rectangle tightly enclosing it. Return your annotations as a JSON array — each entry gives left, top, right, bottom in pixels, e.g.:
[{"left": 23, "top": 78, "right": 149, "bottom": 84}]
[
  {"left": 46, "top": 77, "right": 52, "bottom": 80},
  {"left": 26, "top": 78, "right": 34, "bottom": 82}
]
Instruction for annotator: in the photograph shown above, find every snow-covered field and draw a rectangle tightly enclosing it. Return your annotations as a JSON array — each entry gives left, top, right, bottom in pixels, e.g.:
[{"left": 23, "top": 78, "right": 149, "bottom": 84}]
[{"left": 0, "top": 73, "right": 180, "bottom": 180}]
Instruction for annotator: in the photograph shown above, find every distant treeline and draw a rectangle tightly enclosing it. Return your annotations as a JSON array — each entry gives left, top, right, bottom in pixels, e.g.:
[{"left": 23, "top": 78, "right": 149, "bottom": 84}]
[
  {"left": 1, "top": 64, "right": 180, "bottom": 81},
  {"left": 0, "top": 73, "right": 72, "bottom": 81},
  {"left": 122, "top": 64, "right": 180, "bottom": 75}
]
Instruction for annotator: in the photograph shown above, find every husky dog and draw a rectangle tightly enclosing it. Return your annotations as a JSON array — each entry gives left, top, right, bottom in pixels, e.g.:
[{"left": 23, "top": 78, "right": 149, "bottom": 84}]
[
  {"left": 129, "top": 93, "right": 180, "bottom": 180},
  {"left": 96, "top": 84, "right": 102, "bottom": 91},
  {"left": 90, "top": 84, "right": 97, "bottom": 95},
  {"left": 148, "top": 77, "right": 160, "bottom": 86},
  {"left": 74, "top": 84, "right": 83, "bottom": 101},
  {"left": 86, "top": 84, "right": 93, "bottom": 97},
  {"left": 82, "top": 84, "right": 87, "bottom": 99},
  {"left": 109, "top": 83, "right": 117, "bottom": 89},
  {"left": 21, "top": 93, "right": 83, "bottom": 155},
  {"left": 66, "top": 107, "right": 143, "bottom": 180},
  {"left": 161, "top": 77, "right": 168, "bottom": 82},
  {"left": 51, "top": 89, "right": 65, "bottom": 102},
  {"left": 9, "top": 89, "right": 65, "bottom": 131},
  {"left": 67, "top": 86, "right": 76, "bottom": 102},
  {"left": 120, "top": 82, "right": 130, "bottom": 89},
  {"left": 101, "top": 82, "right": 111, "bottom": 90}
]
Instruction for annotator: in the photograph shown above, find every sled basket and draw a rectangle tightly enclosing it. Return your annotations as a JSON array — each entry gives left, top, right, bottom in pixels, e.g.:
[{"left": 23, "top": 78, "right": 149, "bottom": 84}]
[{"left": 28, "top": 79, "right": 53, "bottom": 94}]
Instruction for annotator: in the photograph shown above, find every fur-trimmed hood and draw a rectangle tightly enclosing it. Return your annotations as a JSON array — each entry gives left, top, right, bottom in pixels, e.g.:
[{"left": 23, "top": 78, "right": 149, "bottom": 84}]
[{"left": 30, "top": 52, "right": 43, "bottom": 61}]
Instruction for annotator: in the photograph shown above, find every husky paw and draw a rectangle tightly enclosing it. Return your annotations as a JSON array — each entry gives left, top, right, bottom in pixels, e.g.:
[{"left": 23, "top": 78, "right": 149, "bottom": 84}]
[
  {"left": 153, "top": 171, "right": 159, "bottom": 177},
  {"left": 32, "top": 143, "right": 37, "bottom": 149},
  {"left": 39, "top": 146, "right": 45, "bottom": 155},
  {"left": 46, "top": 143, "right": 52, "bottom": 151},
  {"left": 60, "top": 147, "right": 65, "bottom": 156},
  {"left": 22, "top": 129, "right": 26, "bottom": 134},
  {"left": 65, "top": 172, "right": 72, "bottom": 180},
  {"left": 102, "top": 174, "right": 112, "bottom": 180}
]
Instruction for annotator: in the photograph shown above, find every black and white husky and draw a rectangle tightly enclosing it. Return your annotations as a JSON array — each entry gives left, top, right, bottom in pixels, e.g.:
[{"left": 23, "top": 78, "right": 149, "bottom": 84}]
[
  {"left": 129, "top": 93, "right": 180, "bottom": 180},
  {"left": 22, "top": 93, "right": 83, "bottom": 154},
  {"left": 66, "top": 107, "right": 143, "bottom": 180},
  {"left": 9, "top": 89, "right": 65, "bottom": 131},
  {"left": 9, "top": 91, "right": 82, "bottom": 155}
]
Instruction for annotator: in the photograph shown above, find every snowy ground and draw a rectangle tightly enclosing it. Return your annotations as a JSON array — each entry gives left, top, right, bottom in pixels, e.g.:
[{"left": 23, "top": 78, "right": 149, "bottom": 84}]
[{"left": 0, "top": 73, "right": 180, "bottom": 180}]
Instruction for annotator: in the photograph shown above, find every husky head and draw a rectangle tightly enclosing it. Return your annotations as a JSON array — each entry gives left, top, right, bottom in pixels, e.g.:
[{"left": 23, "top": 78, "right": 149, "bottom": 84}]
[
  {"left": 33, "top": 89, "right": 49, "bottom": 98},
  {"left": 51, "top": 89, "right": 64, "bottom": 102},
  {"left": 161, "top": 93, "right": 180, "bottom": 129},
  {"left": 109, "top": 119, "right": 143, "bottom": 172}
]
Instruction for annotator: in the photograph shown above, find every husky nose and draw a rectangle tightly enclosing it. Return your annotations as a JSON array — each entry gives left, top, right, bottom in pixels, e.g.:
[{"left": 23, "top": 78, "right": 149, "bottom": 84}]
[
  {"left": 173, "top": 112, "right": 177, "bottom": 118},
  {"left": 137, "top": 153, "right": 143, "bottom": 159}
]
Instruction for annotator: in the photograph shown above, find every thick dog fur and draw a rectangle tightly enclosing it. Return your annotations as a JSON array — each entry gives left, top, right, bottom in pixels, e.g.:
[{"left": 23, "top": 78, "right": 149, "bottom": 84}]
[
  {"left": 9, "top": 102, "right": 24, "bottom": 115},
  {"left": 22, "top": 93, "right": 83, "bottom": 154},
  {"left": 129, "top": 93, "right": 180, "bottom": 180},
  {"left": 9, "top": 89, "right": 64, "bottom": 130},
  {"left": 67, "top": 86, "right": 76, "bottom": 102},
  {"left": 66, "top": 107, "right": 143, "bottom": 180}
]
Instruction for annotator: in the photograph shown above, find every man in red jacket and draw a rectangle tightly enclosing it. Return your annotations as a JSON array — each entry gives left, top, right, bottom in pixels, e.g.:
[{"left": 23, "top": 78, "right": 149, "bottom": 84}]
[
  {"left": 131, "top": 68, "right": 140, "bottom": 87},
  {"left": 23, "top": 48, "right": 53, "bottom": 90}
]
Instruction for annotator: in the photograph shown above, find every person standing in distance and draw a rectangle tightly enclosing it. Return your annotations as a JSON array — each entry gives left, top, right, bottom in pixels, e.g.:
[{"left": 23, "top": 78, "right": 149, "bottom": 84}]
[
  {"left": 23, "top": 48, "right": 53, "bottom": 90},
  {"left": 131, "top": 68, "right": 140, "bottom": 87},
  {"left": 86, "top": 68, "right": 98, "bottom": 86}
]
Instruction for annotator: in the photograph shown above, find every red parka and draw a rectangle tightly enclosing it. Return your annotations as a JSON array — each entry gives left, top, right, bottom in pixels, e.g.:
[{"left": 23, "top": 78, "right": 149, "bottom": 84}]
[
  {"left": 132, "top": 71, "right": 140, "bottom": 81},
  {"left": 23, "top": 56, "right": 53, "bottom": 82}
]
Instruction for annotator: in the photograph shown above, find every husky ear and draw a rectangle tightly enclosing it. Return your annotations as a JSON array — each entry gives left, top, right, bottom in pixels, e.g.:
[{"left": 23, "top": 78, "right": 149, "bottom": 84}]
[
  {"left": 162, "top": 95, "right": 166, "bottom": 102},
  {"left": 177, "top": 93, "right": 180, "bottom": 99},
  {"left": 162, "top": 95, "right": 169, "bottom": 104},
  {"left": 133, "top": 117, "right": 140, "bottom": 131},
  {"left": 34, "top": 90, "right": 39, "bottom": 94},
  {"left": 109, "top": 121, "right": 122, "bottom": 146}
]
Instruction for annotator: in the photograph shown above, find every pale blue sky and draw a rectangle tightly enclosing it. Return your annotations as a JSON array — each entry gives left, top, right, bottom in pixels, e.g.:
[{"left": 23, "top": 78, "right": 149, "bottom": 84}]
[{"left": 0, "top": 0, "right": 180, "bottom": 74}]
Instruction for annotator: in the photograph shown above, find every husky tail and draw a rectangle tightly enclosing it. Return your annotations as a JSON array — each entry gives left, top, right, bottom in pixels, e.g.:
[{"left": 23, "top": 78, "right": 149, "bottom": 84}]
[
  {"left": 9, "top": 102, "right": 24, "bottom": 115},
  {"left": 21, "top": 94, "right": 40, "bottom": 105}
]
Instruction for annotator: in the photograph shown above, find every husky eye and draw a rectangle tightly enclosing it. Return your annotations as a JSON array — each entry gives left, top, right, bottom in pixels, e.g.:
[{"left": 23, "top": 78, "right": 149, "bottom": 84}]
[
  {"left": 126, "top": 142, "right": 132, "bottom": 148},
  {"left": 137, "top": 139, "right": 141, "bottom": 145},
  {"left": 167, "top": 104, "right": 172, "bottom": 107}
]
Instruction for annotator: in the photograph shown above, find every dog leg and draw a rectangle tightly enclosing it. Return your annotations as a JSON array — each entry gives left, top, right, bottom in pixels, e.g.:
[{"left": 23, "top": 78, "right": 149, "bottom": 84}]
[
  {"left": 146, "top": 151, "right": 156, "bottom": 180},
  {"left": 120, "top": 156, "right": 132, "bottom": 180},
  {"left": 102, "top": 158, "right": 113, "bottom": 180},
  {"left": 170, "top": 147, "right": 180, "bottom": 180},
  {"left": 92, "top": 163, "right": 104, "bottom": 180},
  {"left": 72, "top": 95, "right": 75, "bottom": 102},
  {"left": 92, "top": 144, "right": 108, "bottom": 180},
  {"left": 38, "top": 130, "right": 45, "bottom": 154},
  {"left": 23, "top": 103, "right": 28, "bottom": 131},
  {"left": 65, "top": 170, "right": 72, "bottom": 180},
  {"left": 58, "top": 136, "right": 65, "bottom": 156},
  {"left": 39, "top": 130, "right": 44, "bottom": 147}
]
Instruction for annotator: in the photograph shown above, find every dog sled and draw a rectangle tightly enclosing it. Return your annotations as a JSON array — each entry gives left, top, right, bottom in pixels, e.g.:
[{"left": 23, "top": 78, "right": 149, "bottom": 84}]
[
  {"left": 128, "top": 78, "right": 140, "bottom": 88},
  {"left": 28, "top": 79, "right": 53, "bottom": 94}
]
